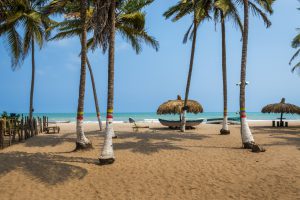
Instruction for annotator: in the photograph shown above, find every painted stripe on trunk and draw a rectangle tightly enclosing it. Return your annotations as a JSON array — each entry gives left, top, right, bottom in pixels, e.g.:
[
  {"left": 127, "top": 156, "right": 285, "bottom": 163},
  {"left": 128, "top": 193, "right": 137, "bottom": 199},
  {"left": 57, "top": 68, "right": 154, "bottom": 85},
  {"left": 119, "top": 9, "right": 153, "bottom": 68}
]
[
  {"left": 77, "top": 116, "right": 84, "bottom": 120},
  {"left": 107, "top": 109, "right": 113, "bottom": 113}
]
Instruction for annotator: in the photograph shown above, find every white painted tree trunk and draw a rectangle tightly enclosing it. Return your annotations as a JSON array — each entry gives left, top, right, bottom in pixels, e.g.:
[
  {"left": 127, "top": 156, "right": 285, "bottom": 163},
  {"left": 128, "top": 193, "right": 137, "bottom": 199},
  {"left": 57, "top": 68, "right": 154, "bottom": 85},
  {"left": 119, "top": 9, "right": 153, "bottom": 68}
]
[
  {"left": 181, "top": 110, "right": 187, "bottom": 132},
  {"left": 100, "top": 121, "right": 115, "bottom": 160},
  {"left": 241, "top": 117, "right": 254, "bottom": 144},
  {"left": 222, "top": 116, "right": 229, "bottom": 131},
  {"left": 76, "top": 119, "right": 90, "bottom": 145}
]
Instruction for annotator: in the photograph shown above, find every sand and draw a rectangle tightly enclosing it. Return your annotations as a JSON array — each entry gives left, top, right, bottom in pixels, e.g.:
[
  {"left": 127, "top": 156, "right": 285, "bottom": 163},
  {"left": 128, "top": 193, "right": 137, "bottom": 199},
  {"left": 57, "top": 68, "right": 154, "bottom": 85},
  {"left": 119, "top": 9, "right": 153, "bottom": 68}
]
[{"left": 0, "top": 121, "right": 299, "bottom": 200}]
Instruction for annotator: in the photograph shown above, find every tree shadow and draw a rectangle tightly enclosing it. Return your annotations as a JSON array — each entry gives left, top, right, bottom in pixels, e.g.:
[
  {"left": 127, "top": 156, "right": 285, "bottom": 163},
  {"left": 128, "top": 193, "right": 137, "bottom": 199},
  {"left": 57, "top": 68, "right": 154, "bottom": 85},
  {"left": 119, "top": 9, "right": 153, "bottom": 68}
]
[
  {"left": 251, "top": 126, "right": 300, "bottom": 150},
  {"left": 0, "top": 151, "right": 95, "bottom": 185},
  {"left": 112, "top": 131, "right": 209, "bottom": 155},
  {"left": 24, "top": 132, "right": 75, "bottom": 148},
  {"left": 252, "top": 126, "right": 300, "bottom": 135}
]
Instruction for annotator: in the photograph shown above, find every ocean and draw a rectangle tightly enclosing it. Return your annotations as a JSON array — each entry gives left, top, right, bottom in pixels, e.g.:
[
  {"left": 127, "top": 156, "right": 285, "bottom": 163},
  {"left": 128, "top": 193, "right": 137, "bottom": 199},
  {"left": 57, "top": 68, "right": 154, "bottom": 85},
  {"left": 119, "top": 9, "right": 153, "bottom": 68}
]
[{"left": 28, "top": 112, "right": 300, "bottom": 123}]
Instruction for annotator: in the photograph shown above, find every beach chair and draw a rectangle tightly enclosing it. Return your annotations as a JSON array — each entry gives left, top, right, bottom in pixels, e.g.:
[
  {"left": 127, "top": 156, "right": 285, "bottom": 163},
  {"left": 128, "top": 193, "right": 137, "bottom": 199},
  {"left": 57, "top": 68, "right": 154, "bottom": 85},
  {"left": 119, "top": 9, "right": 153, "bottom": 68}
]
[
  {"left": 42, "top": 116, "right": 60, "bottom": 134},
  {"left": 129, "top": 118, "right": 149, "bottom": 132}
]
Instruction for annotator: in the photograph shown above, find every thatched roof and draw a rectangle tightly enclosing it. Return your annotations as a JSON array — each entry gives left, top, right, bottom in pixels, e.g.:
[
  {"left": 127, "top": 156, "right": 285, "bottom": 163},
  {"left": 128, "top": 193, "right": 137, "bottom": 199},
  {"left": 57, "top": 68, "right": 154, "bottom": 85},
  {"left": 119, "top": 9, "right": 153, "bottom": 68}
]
[
  {"left": 157, "top": 95, "right": 203, "bottom": 115},
  {"left": 261, "top": 98, "right": 300, "bottom": 114}
]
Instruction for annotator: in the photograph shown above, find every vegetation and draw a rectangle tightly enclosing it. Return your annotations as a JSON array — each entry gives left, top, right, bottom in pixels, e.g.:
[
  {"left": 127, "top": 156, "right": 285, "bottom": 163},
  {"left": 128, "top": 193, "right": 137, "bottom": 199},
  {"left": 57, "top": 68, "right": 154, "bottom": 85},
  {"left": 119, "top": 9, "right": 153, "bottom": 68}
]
[
  {"left": 164, "top": 0, "right": 211, "bottom": 132},
  {"left": 1, "top": 0, "right": 284, "bottom": 159},
  {"left": 239, "top": 0, "right": 274, "bottom": 150},
  {"left": 289, "top": 6, "right": 300, "bottom": 73},
  {"left": 0, "top": 0, "right": 55, "bottom": 121}
]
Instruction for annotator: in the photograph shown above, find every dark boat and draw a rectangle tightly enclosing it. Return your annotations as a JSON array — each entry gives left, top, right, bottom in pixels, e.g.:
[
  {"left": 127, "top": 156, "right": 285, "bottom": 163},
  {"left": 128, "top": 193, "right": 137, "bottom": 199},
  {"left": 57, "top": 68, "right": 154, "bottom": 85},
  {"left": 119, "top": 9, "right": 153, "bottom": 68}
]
[
  {"left": 206, "top": 117, "right": 240, "bottom": 124},
  {"left": 159, "top": 118, "right": 204, "bottom": 129}
]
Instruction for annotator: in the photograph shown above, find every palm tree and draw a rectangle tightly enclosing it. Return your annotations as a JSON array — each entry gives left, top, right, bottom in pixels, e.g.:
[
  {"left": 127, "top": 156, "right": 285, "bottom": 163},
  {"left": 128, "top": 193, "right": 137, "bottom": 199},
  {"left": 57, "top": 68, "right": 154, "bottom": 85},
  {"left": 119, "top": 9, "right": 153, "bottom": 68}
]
[
  {"left": 73, "top": 0, "right": 93, "bottom": 150},
  {"left": 164, "top": 0, "right": 211, "bottom": 132},
  {"left": 86, "top": 57, "right": 103, "bottom": 131},
  {"left": 239, "top": 0, "right": 274, "bottom": 150},
  {"left": 95, "top": 0, "right": 158, "bottom": 165},
  {"left": 0, "top": 0, "right": 54, "bottom": 123},
  {"left": 214, "top": 0, "right": 243, "bottom": 135},
  {"left": 99, "top": 0, "right": 116, "bottom": 165}
]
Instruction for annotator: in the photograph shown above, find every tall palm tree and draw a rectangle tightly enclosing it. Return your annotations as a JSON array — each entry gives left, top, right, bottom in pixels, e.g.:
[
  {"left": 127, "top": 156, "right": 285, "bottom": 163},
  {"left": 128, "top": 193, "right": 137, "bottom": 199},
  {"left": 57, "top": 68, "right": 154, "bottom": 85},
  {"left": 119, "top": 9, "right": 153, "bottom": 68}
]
[
  {"left": 86, "top": 57, "right": 103, "bottom": 131},
  {"left": 95, "top": 0, "right": 158, "bottom": 165},
  {"left": 0, "top": 0, "right": 54, "bottom": 123},
  {"left": 164, "top": 0, "right": 212, "bottom": 132},
  {"left": 239, "top": 0, "right": 274, "bottom": 150},
  {"left": 99, "top": 0, "right": 116, "bottom": 165},
  {"left": 214, "top": 0, "right": 243, "bottom": 135},
  {"left": 74, "top": 0, "right": 92, "bottom": 150}
]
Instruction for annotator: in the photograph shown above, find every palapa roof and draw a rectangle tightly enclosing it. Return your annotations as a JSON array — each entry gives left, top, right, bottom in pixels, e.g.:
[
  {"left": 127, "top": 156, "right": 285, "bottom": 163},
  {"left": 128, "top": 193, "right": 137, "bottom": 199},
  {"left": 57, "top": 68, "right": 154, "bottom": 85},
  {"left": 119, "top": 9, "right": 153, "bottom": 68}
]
[
  {"left": 261, "top": 98, "right": 300, "bottom": 114},
  {"left": 157, "top": 95, "right": 203, "bottom": 115}
]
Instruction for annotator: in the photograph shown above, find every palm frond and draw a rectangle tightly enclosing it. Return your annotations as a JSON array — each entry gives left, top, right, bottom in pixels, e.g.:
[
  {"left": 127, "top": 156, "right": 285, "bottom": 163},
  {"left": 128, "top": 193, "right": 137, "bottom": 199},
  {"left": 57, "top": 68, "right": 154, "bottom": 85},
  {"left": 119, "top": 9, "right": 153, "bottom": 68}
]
[
  {"left": 248, "top": 1, "right": 271, "bottom": 28},
  {"left": 289, "top": 49, "right": 300, "bottom": 65},
  {"left": 291, "top": 33, "right": 300, "bottom": 49},
  {"left": 291, "top": 61, "right": 300, "bottom": 73}
]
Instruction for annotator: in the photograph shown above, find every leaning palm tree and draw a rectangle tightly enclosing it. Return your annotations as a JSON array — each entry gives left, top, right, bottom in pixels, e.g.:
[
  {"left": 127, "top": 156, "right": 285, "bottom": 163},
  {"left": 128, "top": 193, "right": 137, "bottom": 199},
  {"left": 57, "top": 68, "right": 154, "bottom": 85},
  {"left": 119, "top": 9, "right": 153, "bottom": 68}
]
[
  {"left": 86, "top": 57, "right": 103, "bottom": 131},
  {"left": 239, "top": 0, "right": 274, "bottom": 150},
  {"left": 0, "top": 0, "right": 54, "bottom": 123},
  {"left": 164, "top": 0, "right": 212, "bottom": 132}
]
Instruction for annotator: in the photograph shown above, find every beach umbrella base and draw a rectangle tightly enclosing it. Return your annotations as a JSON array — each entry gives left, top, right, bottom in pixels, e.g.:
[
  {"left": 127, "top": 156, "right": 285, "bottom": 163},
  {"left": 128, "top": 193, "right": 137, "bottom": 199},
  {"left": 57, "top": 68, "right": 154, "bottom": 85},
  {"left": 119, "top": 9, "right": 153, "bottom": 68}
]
[
  {"left": 99, "top": 158, "right": 115, "bottom": 165},
  {"left": 220, "top": 129, "right": 230, "bottom": 135},
  {"left": 75, "top": 142, "right": 93, "bottom": 151}
]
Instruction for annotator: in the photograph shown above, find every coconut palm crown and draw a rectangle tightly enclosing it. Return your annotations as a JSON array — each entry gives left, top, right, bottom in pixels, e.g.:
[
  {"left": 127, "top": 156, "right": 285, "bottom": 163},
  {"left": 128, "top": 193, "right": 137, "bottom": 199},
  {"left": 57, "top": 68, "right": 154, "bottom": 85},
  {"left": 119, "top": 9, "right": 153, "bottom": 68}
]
[
  {"left": 0, "top": 0, "right": 56, "bottom": 121},
  {"left": 45, "top": 0, "right": 159, "bottom": 54}
]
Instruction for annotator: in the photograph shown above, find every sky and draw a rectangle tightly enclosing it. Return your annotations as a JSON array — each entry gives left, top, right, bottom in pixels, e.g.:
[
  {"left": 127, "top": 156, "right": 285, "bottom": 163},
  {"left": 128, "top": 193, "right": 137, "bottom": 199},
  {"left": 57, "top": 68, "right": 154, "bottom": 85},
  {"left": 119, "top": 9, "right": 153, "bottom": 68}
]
[{"left": 0, "top": 0, "right": 299, "bottom": 114}]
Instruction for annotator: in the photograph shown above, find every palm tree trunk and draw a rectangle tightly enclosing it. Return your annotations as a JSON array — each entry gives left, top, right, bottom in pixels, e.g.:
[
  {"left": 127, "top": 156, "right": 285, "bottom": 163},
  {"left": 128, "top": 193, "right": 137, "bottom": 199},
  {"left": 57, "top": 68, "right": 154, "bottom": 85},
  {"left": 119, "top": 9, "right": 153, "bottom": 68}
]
[
  {"left": 75, "top": 0, "right": 91, "bottom": 150},
  {"left": 220, "top": 12, "right": 230, "bottom": 135},
  {"left": 181, "top": 15, "right": 198, "bottom": 132},
  {"left": 240, "top": 0, "right": 254, "bottom": 148},
  {"left": 86, "top": 57, "right": 103, "bottom": 131},
  {"left": 29, "top": 39, "right": 35, "bottom": 135},
  {"left": 99, "top": 0, "right": 116, "bottom": 165}
]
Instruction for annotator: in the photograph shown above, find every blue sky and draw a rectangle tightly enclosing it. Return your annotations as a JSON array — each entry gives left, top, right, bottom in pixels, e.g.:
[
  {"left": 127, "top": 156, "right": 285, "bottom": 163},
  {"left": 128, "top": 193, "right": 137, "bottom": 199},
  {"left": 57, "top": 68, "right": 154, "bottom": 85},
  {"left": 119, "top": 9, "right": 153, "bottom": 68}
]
[{"left": 0, "top": 0, "right": 299, "bottom": 113}]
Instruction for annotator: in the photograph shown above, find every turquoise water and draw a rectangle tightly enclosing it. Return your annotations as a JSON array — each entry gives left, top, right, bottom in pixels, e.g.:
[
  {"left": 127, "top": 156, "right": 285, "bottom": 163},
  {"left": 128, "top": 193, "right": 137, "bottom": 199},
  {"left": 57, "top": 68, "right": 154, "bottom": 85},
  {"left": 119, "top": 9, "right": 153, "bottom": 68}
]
[{"left": 27, "top": 112, "right": 300, "bottom": 122}]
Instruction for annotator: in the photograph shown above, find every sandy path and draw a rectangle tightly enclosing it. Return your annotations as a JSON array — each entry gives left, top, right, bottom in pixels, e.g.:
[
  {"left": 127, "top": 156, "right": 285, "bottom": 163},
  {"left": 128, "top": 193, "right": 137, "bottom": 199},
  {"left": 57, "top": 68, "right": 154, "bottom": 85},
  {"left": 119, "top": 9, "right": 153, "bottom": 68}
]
[{"left": 0, "top": 122, "right": 299, "bottom": 200}]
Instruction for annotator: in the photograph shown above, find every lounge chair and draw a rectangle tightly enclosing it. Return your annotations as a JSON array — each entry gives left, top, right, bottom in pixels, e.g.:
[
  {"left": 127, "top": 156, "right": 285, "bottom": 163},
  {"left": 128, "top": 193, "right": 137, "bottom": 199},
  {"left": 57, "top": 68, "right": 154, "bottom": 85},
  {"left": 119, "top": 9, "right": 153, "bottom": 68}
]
[{"left": 129, "top": 118, "right": 149, "bottom": 131}]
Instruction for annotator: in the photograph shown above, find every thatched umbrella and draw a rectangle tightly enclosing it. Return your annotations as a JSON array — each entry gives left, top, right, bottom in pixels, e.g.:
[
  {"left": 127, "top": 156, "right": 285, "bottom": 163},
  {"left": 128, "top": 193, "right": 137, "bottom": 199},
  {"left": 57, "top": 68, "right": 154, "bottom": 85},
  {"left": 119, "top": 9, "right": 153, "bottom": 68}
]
[
  {"left": 157, "top": 95, "right": 203, "bottom": 121},
  {"left": 261, "top": 98, "right": 300, "bottom": 124}
]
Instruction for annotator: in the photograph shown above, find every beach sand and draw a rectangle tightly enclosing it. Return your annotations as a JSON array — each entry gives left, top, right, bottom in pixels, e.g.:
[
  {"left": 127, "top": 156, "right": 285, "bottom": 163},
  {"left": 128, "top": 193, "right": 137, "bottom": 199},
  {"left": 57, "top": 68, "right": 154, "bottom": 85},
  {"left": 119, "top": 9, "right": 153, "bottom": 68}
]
[{"left": 0, "top": 122, "right": 299, "bottom": 200}]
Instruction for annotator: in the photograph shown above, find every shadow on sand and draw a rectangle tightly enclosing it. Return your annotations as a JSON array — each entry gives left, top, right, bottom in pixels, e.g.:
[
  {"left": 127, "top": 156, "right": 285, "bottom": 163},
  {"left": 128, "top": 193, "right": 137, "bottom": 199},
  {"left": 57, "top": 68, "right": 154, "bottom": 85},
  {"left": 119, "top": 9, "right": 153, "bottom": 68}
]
[
  {"left": 111, "top": 130, "right": 210, "bottom": 155},
  {"left": 252, "top": 126, "right": 300, "bottom": 150},
  {"left": 21, "top": 127, "right": 210, "bottom": 155},
  {"left": 0, "top": 151, "right": 96, "bottom": 185}
]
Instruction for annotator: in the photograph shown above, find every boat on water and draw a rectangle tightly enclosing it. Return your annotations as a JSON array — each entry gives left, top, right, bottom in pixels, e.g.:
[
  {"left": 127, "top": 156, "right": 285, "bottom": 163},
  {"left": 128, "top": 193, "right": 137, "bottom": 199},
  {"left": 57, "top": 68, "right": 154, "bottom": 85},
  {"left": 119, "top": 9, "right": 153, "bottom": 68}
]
[
  {"left": 159, "top": 118, "right": 204, "bottom": 129},
  {"left": 206, "top": 117, "right": 240, "bottom": 124}
]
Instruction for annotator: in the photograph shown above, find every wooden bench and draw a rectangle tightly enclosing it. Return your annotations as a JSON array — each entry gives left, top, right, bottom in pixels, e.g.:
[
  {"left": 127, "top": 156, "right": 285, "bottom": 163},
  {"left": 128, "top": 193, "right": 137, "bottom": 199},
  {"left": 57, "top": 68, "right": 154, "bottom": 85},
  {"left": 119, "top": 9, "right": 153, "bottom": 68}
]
[{"left": 45, "top": 126, "right": 60, "bottom": 134}]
